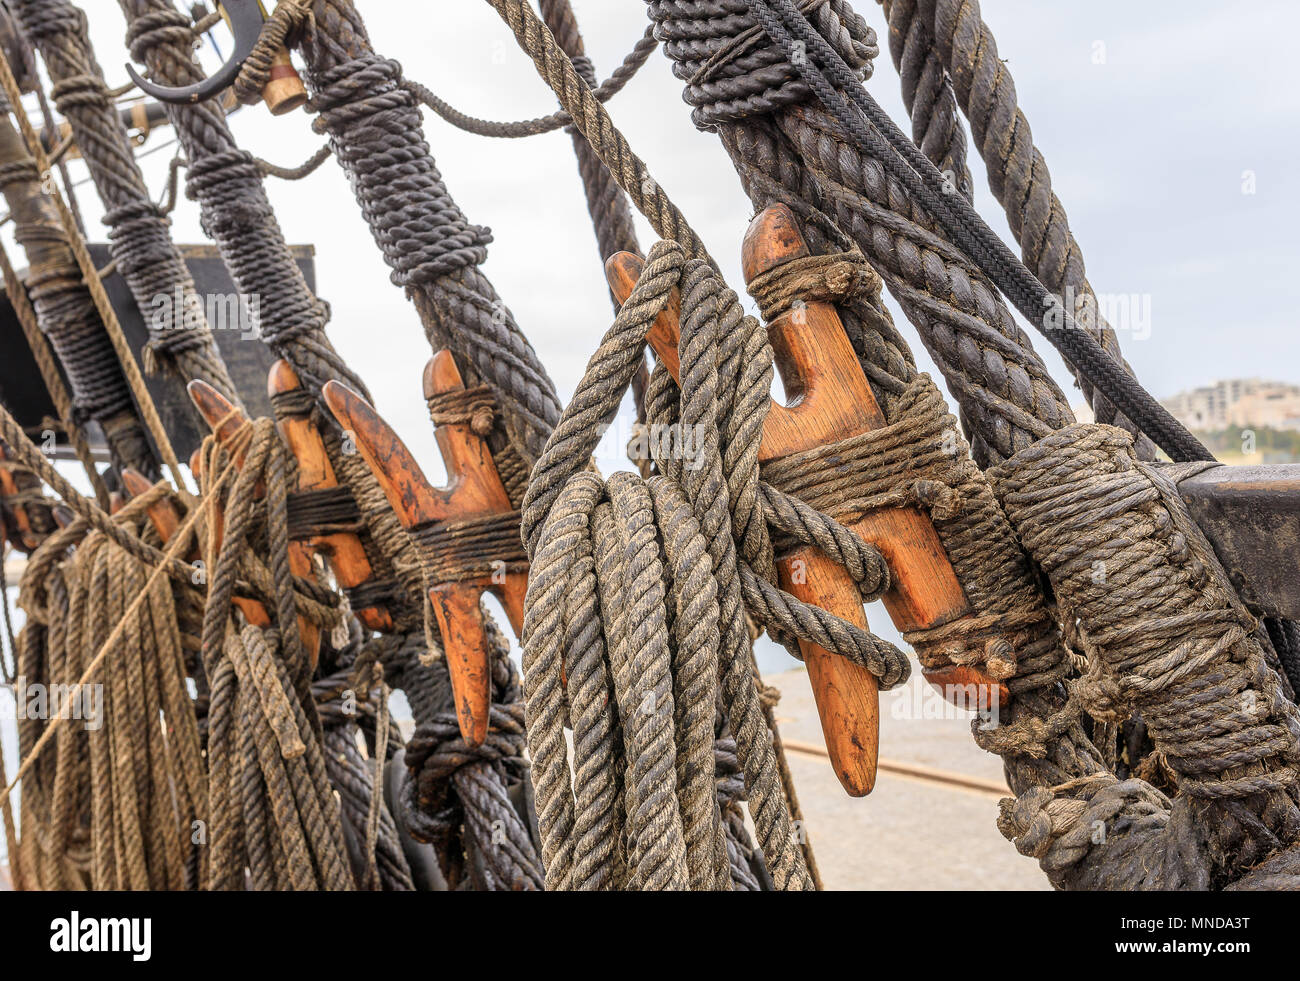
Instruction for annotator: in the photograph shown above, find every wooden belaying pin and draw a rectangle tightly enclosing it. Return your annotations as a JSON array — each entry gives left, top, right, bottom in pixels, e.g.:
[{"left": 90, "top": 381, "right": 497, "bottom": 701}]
[
  {"left": 606, "top": 205, "right": 1008, "bottom": 797},
  {"left": 267, "top": 360, "right": 393, "bottom": 632},
  {"left": 322, "top": 352, "right": 526, "bottom": 748},
  {"left": 187, "top": 380, "right": 321, "bottom": 664},
  {"left": 121, "top": 468, "right": 180, "bottom": 543}
]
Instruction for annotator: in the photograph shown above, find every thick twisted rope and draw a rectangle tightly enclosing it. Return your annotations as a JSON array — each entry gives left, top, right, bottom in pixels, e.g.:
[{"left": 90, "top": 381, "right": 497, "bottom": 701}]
[
  {"left": 119, "top": 0, "right": 369, "bottom": 401},
  {"left": 0, "top": 103, "right": 158, "bottom": 479},
  {"left": 295, "top": 0, "right": 563, "bottom": 467},
  {"left": 880, "top": 0, "right": 1156, "bottom": 459},
  {"left": 0, "top": 21, "right": 187, "bottom": 486},
  {"left": 12, "top": 0, "right": 242, "bottom": 409},
  {"left": 522, "top": 241, "right": 918, "bottom": 888}
]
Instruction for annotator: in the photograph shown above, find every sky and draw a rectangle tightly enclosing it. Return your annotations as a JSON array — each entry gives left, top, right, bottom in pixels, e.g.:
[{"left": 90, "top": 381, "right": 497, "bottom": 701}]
[{"left": 3, "top": 1, "right": 1299, "bottom": 682}]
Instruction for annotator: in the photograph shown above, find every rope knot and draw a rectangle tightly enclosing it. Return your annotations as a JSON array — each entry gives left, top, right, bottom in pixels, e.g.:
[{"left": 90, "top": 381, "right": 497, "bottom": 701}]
[{"left": 746, "top": 249, "right": 881, "bottom": 323}]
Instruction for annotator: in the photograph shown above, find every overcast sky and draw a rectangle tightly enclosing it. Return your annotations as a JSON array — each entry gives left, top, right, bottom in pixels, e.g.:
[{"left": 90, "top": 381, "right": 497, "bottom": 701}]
[{"left": 5, "top": 0, "right": 1298, "bottom": 673}]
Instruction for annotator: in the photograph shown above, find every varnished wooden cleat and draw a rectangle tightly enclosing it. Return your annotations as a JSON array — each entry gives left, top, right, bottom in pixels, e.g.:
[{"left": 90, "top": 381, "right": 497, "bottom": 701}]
[
  {"left": 323, "top": 353, "right": 526, "bottom": 748},
  {"left": 188, "top": 380, "right": 319, "bottom": 660},
  {"left": 607, "top": 205, "right": 1008, "bottom": 797},
  {"left": 122, "top": 467, "right": 181, "bottom": 543},
  {"left": 268, "top": 361, "right": 394, "bottom": 632}
]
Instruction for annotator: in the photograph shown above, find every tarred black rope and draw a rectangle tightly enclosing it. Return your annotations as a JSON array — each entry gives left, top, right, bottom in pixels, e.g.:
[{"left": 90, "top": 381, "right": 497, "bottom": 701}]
[{"left": 744, "top": 0, "right": 1212, "bottom": 464}]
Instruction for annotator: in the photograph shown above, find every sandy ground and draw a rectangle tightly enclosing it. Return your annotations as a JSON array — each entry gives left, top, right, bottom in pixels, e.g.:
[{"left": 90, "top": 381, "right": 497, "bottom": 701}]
[{"left": 767, "top": 667, "right": 1049, "bottom": 890}]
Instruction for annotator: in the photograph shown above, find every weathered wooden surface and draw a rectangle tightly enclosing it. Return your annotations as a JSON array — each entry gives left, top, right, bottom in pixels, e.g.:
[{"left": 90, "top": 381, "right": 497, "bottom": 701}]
[
  {"left": 1177, "top": 464, "right": 1300, "bottom": 621},
  {"left": 269, "top": 360, "right": 392, "bottom": 632}
]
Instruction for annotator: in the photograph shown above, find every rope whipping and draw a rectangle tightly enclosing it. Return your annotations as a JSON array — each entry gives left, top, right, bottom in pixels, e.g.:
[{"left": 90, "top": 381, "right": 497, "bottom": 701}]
[
  {"left": 0, "top": 235, "right": 110, "bottom": 508},
  {"left": 11, "top": 0, "right": 242, "bottom": 408},
  {"left": 119, "top": 0, "right": 428, "bottom": 648},
  {"left": 637, "top": 0, "right": 1300, "bottom": 887},
  {"left": 117, "top": 0, "right": 369, "bottom": 402},
  {"left": 294, "top": 0, "right": 563, "bottom": 469},
  {"left": 738, "top": 0, "right": 1209, "bottom": 464},
  {"left": 0, "top": 21, "right": 187, "bottom": 487}
]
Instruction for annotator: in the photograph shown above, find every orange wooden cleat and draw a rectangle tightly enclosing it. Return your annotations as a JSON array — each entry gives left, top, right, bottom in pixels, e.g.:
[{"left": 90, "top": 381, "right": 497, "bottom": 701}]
[
  {"left": 606, "top": 205, "right": 1009, "bottom": 797},
  {"left": 0, "top": 443, "right": 42, "bottom": 550},
  {"left": 323, "top": 352, "right": 526, "bottom": 748},
  {"left": 268, "top": 361, "right": 394, "bottom": 632}
]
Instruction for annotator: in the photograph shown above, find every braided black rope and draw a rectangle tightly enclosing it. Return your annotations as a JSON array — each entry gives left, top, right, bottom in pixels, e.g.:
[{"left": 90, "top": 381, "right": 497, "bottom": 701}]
[{"left": 745, "top": 0, "right": 1211, "bottom": 463}]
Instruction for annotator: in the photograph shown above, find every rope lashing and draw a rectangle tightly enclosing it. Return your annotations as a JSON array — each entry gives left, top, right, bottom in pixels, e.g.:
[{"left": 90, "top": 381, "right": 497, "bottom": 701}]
[
  {"left": 121, "top": 1, "right": 427, "bottom": 652},
  {"left": 0, "top": 444, "right": 56, "bottom": 551},
  {"left": 321, "top": 351, "right": 530, "bottom": 748},
  {"left": 120, "top": 0, "right": 369, "bottom": 402},
  {"left": 992, "top": 425, "right": 1300, "bottom": 799},
  {"left": 296, "top": 1, "right": 563, "bottom": 467},
  {"left": 195, "top": 421, "right": 353, "bottom": 889},
  {"left": 268, "top": 360, "right": 401, "bottom": 634},
  {"left": 0, "top": 101, "right": 159, "bottom": 480},
  {"left": 984, "top": 424, "right": 1300, "bottom": 887},
  {"left": 230, "top": 0, "right": 313, "bottom": 107},
  {"left": 0, "top": 229, "right": 110, "bottom": 507},
  {"left": 741, "top": 0, "right": 1211, "bottom": 463},
  {"left": 11, "top": 0, "right": 243, "bottom": 411}
]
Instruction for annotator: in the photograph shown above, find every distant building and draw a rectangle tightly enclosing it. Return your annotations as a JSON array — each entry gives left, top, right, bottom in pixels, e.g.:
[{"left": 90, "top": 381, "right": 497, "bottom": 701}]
[{"left": 1162, "top": 378, "right": 1300, "bottom": 431}]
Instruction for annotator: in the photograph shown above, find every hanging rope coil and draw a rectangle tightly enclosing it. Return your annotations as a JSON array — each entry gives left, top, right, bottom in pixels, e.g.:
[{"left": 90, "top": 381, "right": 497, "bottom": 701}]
[
  {"left": 520, "top": 241, "right": 916, "bottom": 889},
  {"left": 13, "top": 494, "right": 206, "bottom": 889}
]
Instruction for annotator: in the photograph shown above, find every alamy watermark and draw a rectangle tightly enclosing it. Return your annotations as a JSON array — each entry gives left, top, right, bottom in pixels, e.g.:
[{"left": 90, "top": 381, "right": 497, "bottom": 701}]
[
  {"left": 3, "top": 676, "right": 103, "bottom": 731},
  {"left": 889, "top": 681, "right": 1002, "bottom": 730},
  {"left": 594, "top": 416, "right": 707, "bottom": 471},
  {"left": 1042, "top": 285, "right": 1152, "bottom": 341},
  {"left": 150, "top": 287, "right": 262, "bottom": 341}
]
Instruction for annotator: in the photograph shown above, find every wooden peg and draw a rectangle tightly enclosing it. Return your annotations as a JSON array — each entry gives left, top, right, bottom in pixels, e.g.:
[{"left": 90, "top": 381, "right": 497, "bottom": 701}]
[
  {"left": 188, "top": 380, "right": 319, "bottom": 660},
  {"left": 0, "top": 443, "right": 41, "bottom": 551},
  {"left": 123, "top": 465, "right": 268, "bottom": 625},
  {"left": 51, "top": 505, "right": 75, "bottom": 530},
  {"left": 268, "top": 360, "right": 393, "bottom": 632},
  {"left": 323, "top": 353, "right": 527, "bottom": 747},
  {"left": 262, "top": 48, "right": 307, "bottom": 116},
  {"left": 122, "top": 467, "right": 180, "bottom": 543},
  {"left": 607, "top": 206, "right": 1008, "bottom": 797}
]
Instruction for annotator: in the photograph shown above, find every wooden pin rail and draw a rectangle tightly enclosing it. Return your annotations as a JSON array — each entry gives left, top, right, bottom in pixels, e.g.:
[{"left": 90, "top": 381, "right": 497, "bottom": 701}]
[
  {"left": 606, "top": 205, "right": 1009, "bottom": 797},
  {"left": 323, "top": 351, "right": 527, "bottom": 748}
]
